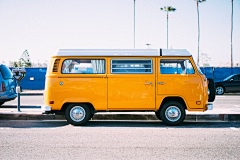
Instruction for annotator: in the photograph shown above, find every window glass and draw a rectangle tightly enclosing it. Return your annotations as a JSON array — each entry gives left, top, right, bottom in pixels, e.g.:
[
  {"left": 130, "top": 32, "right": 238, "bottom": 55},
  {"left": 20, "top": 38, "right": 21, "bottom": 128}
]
[
  {"left": 233, "top": 75, "right": 240, "bottom": 81},
  {"left": 111, "top": 59, "right": 152, "bottom": 74},
  {"left": 160, "top": 59, "right": 195, "bottom": 74},
  {"left": 61, "top": 59, "right": 105, "bottom": 74},
  {"left": 192, "top": 58, "right": 204, "bottom": 75}
]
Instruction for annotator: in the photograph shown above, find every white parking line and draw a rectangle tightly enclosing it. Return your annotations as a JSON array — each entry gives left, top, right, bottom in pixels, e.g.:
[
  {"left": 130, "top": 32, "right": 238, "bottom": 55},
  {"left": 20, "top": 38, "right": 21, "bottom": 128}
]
[
  {"left": 230, "top": 127, "right": 239, "bottom": 131},
  {"left": 216, "top": 96, "right": 240, "bottom": 99}
]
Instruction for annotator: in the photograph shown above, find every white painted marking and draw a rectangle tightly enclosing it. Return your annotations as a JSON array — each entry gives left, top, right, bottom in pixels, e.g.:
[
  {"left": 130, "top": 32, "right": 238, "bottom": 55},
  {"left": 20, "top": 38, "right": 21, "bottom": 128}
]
[
  {"left": 234, "top": 105, "right": 240, "bottom": 107},
  {"left": 230, "top": 127, "right": 239, "bottom": 131}
]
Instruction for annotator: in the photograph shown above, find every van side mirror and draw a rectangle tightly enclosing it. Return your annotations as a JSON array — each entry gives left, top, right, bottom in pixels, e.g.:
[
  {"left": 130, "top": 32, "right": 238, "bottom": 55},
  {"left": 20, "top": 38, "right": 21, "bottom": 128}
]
[{"left": 229, "top": 79, "right": 233, "bottom": 82}]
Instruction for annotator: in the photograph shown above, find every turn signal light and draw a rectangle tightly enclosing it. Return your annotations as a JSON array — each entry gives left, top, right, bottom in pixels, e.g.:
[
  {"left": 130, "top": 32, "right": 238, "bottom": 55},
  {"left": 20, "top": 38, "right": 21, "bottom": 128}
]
[{"left": 49, "top": 101, "right": 54, "bottom": 104}]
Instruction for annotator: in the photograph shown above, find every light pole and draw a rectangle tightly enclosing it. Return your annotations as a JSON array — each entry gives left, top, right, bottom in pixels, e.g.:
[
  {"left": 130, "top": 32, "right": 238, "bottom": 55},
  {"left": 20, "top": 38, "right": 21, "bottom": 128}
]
[
  {"left": 195, "top": 0, "right": 206, "bottom": 65},
  {"left": 134, "top": 0, "right": 135, "bottom": 49},
  {"left": 146, "top": 44, "right": 152, "bottom": 49},
  {"left": 231, "top": 0, "right": 233, "bottom": 67},
  {"left": 160, "top": 6, "right": 176, "bottom": 49}
]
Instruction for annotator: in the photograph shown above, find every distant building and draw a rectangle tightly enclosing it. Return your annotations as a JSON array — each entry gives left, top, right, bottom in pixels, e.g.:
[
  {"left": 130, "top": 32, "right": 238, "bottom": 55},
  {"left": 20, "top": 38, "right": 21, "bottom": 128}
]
[{"left": 215, "top": 62, "right": 240, "bottom": 67}]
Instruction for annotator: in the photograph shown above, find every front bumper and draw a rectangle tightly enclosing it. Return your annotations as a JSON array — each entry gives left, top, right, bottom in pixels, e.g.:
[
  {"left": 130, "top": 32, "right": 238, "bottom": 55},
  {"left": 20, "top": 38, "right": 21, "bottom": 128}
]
[
  {"left": 207, "top": 103, "right": 213, "bottom": 110},
  {"left": 41, "top": 105, "right": 51, "bottom": 112},
  {"left": 0, "top": 93, "right": 17, "bottom": 103}
]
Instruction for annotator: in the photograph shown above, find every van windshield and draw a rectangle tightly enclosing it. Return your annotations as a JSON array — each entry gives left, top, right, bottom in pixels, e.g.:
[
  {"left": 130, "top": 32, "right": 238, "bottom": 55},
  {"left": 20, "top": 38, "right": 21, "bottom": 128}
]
[
  {"left": 0, "top": 65, "right": 13, "bottom": 79},
  {"left": 192, "top": 59, "right": 204, "bottom": 75}
]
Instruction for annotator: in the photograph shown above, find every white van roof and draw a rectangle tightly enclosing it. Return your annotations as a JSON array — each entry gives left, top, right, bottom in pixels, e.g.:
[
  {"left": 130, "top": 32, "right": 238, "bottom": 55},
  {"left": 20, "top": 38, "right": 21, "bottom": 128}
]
[{"left": 53, "top": 49, "right": 191, "bottom": 57}]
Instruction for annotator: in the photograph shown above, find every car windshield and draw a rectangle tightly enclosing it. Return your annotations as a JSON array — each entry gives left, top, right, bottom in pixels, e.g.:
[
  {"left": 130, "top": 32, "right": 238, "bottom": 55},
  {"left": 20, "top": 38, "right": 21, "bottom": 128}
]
[
  {"left": 223, "top": 75, "right": 234, "bottom": 81},
  {"left": 0, "top": 65, "right": 13, "bottom": 79},
  {"left": 192, "top": 59, "right": 203, "bottom": 75}
]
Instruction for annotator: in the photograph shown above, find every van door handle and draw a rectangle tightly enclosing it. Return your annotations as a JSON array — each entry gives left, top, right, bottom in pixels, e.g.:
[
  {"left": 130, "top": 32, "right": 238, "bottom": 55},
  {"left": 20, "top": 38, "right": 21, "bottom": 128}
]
[
  {"left": 158, "top": 82, "right": 165, "bottom": 85},
  {"left": 144, "top": 83, "right": 153, "bottom": 85}
]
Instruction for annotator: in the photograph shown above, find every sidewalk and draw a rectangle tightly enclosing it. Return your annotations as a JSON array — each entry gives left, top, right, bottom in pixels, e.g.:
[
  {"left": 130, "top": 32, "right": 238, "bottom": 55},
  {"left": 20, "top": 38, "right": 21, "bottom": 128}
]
[
  {"left": 3, "top": 90, "right": 239, "bottom": 121},
  {"left": 0, "top": 108, "right": 240, "bottom": 121},
  {"left": 20, "top": 90, "right": 44, "bottom": 96}
]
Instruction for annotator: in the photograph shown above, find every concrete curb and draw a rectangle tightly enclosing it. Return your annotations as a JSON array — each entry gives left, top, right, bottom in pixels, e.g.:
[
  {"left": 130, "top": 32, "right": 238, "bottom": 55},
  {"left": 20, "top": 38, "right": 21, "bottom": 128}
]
[
  {"left": 20, "top": 93, "right": 43, "bottom": 96},
  {"left": 0, "top": 113, "right": 240, "bottom": 121}
]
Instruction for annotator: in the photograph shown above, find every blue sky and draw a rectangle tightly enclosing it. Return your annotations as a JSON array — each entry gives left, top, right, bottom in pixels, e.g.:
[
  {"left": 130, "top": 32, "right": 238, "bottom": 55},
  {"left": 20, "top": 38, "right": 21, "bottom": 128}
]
[{"left": 0, "top": 0, "right": 239, "bottom": 66}]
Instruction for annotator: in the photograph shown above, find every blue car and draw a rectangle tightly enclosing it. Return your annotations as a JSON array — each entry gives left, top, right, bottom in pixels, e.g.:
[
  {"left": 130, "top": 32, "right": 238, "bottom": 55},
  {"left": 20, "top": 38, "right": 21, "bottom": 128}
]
[{"left": 0, "top": 64, "right": 17, "bottom": 106}]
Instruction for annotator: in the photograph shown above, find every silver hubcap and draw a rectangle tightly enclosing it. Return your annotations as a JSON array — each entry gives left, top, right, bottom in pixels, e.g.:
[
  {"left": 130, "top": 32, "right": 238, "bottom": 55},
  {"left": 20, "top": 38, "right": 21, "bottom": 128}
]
[
  {"left": 216, "top": 87, "right": 223, "bottom": 94},
  {"left": 165, "top": 106, "right": 181, "bottom": 122},
  {"left": 70, "top": 106, "right": 86, "bottom": 122}
]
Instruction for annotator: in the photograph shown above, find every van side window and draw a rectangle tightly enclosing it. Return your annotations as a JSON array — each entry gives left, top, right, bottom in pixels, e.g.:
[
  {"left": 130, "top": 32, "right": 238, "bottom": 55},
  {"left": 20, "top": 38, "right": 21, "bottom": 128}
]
[
  {"left": 61, "top": 59, "right": 105, "bottom": 74},
  {"left": 160, "top": 59, "right": 195, "bottom": 74},
  {"left": 111, "top": 59, "right": 153, "bottom": 74}
]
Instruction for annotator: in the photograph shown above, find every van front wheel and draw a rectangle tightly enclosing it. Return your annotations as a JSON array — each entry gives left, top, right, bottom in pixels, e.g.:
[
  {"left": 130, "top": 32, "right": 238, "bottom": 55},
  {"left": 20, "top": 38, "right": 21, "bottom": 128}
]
[
  {"left": 65, "top": 104, "right": 91, "bottom": 126},
  {"left": 160, "top": 101, "right": 185, "bottom": 126},
  {"left": 155, "top": 111, "right": 161, "bottom": 120}
]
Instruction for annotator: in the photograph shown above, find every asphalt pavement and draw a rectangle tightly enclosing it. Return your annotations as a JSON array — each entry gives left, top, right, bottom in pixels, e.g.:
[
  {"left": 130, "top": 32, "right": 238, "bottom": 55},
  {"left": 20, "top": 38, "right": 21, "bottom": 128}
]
[{"left": 0, "top": 120, "right": 239, "bottom": 160}]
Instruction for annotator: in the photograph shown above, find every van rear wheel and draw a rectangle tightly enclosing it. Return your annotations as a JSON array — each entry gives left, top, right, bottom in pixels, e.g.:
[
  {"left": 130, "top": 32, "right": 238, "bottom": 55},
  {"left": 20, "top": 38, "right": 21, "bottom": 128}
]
[
  {"left": 160, "top": 101, "right": 185, "bottom": 126},
  {"left": 65, "top": 104, "right": 91, "bottom": 126}
]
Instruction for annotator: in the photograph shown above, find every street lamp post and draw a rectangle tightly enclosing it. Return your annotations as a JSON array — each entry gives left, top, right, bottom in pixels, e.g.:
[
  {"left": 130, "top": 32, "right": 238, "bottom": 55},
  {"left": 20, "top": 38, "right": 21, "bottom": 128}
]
[
  {"left": 195, "top": 0, "right": 206, "bottom": 65},
  {"left": 160, "top": 6, "right": 176, "bottom": 49},
  {"left": 231, "top": 0, "right": 233, "bottom": 67},
  {"left": 146, "top": 44, "right": 152, "bottom": 49},
  {"left": 134, "top": 0, "right": 135, "bottom": 49}
]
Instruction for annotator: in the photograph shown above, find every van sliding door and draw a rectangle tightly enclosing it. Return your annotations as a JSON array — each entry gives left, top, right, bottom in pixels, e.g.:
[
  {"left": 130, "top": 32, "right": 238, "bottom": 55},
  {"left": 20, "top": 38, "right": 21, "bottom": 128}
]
[{"left": 107, "top": 58, "right": 156, "bottom": 109}]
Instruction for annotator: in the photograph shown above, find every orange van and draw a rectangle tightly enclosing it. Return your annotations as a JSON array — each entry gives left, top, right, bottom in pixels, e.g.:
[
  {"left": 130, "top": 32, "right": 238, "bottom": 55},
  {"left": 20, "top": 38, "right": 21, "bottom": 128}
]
[{"left": 42, "top": 49, "right": 215, "bottom": 126}]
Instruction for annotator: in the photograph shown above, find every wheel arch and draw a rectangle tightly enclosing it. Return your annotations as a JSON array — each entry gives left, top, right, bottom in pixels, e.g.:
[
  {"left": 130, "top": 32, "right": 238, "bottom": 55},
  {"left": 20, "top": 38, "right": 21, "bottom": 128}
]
[
  {"left": 61, "top": 102, "right": 96, "bottom": 114},
  {"left": 159, "top": 97, "right": 188, "bottom": 111}
]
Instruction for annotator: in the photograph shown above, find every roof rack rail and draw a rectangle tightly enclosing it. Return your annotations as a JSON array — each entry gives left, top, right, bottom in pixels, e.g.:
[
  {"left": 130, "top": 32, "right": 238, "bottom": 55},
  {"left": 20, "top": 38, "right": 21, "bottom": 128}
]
[{"left": 53, "top": 49, "right": 191, "bottom": 57}]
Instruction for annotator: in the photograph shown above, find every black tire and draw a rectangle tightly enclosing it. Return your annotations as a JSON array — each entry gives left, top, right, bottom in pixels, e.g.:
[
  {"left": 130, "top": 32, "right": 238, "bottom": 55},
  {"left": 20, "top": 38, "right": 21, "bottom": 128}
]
[
  {"left": 65, "top": 104, "right": 91, "bottom": 126},
  {"left": 0, "top": 102, "right": 4, "bottom": 106},
  {"left": 216, "top": 86, "right": 225, "bottom": 95},
  {"left": 155, "top": 111, "right": 161, "bottom": 120},
  {"left": 160, "top": 101, "right": 185, "bottom": 126},
  {"left": 208, "top": 78, "right": 215, "bottom": 102},
  {"left": 90, "top": 113, "right": 94, "bottom": 119}
]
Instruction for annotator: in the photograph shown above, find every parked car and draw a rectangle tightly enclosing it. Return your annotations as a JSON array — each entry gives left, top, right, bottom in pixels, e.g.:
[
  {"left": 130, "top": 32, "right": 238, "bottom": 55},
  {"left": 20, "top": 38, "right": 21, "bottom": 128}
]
[
  {"left": 215, "top": 74, "right": 240, "bottom": 95},
  {"left": 0, "top": 64, "right": 17, "bottom": 106}
]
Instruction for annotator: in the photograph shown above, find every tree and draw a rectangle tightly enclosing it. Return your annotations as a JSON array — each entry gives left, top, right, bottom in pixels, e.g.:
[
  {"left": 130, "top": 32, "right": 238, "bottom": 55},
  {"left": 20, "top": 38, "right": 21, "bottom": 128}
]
[
  {"left": 19, "top": 50, "right": 32, "bottom": 67},
  {"left": 195, "top": 0, "right": 206, "bottom": 65},
  {"left": 201, "top": 52, "right": 211, "bottom": 66},
  {"left": 160, "top": 6, "right": 176, "bottom": 49},
  {"left": 12, "top": 61, "right": 23, "bottom": 67},
  {"left": 11, "top": 50, "right": 32, "bottom": 67},
  {"left": 1, "top": 60, "right": 6, "bottom": 65}
]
